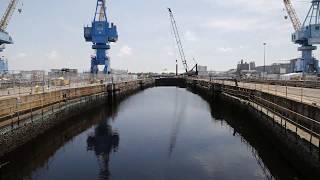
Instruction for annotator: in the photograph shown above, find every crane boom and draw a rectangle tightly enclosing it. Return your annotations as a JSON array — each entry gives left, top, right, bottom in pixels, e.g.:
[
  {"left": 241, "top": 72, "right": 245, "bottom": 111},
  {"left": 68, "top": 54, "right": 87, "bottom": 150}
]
[
  {"left": 168, "top": 8, "right": 189, "bottom": 73},
  {"left": 0, "top": 0, "right": 20, "bottom": 31},
  {"left": 98, "top": 0, "right": 107, "bottom": 21},
  {"left": 283, "top": 0, "right": 302, "bottom": 31}
]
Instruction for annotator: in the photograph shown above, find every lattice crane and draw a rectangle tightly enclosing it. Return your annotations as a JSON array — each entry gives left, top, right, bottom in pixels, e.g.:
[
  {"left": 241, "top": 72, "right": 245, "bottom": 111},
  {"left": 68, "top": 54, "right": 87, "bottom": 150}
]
[
  {"left": 283, "top": 0, "right": 320, "bottom": 74},
  {"left": 168, "top": 8, "right": 189, "bottom": 73},
  {"left": 168, "top": 8, "right": 198, "bottom": 75},
  {"left": 84, "top": 0, "right": 118, "bottom": 74}
]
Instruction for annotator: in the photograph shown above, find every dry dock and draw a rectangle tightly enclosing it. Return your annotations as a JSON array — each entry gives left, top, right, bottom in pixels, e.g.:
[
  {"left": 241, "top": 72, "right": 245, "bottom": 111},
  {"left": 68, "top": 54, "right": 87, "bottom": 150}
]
[{"left": 1, "top": 76, "right": 320, "bottom": 178}]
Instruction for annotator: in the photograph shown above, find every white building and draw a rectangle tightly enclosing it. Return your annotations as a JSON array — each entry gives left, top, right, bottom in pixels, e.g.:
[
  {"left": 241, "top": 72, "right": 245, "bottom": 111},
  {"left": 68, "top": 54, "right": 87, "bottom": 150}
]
[{"left": 198, "top": 65, "right": 208, "bottom": 76}]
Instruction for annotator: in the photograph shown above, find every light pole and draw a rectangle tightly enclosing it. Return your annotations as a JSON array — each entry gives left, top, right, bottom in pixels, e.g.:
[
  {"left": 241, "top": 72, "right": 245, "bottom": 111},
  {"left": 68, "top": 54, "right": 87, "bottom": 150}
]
[{"left": 263, "top": 43, "right": 267, "bottom": 78}]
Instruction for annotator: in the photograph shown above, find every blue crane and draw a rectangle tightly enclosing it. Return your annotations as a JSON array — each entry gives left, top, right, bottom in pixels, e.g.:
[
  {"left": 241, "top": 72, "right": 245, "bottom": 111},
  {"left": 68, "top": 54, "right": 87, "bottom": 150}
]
[
  {"left": 283, "top": 0, "right": 320, "bottom": 74},
  {"left": 84, "top": 0, "right": 118, "bottom": 74},
  {"left": 0, "top": 0, "right": 20, "bottom": 54}
]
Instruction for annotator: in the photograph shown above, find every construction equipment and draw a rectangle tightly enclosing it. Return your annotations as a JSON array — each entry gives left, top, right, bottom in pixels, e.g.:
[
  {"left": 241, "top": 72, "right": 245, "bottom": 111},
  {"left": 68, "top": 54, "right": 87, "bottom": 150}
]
[
  {"left": 283, "top": 0, "right": 320, "bottom": 74},
  {"left": 168, "top": 8, "right": 198, "bottom": 76},
  {"left": 0, "top": 0, "right": 20, "bottom": 53},
  {"left": 84, "top": 0, "right": 118, "bottom": 74}
]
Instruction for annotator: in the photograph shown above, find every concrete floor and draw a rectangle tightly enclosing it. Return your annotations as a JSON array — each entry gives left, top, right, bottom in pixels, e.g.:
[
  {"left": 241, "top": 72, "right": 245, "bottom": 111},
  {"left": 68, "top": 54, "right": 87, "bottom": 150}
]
[{"left": 206, "top": 79, "right": 320, "bottom": 107}]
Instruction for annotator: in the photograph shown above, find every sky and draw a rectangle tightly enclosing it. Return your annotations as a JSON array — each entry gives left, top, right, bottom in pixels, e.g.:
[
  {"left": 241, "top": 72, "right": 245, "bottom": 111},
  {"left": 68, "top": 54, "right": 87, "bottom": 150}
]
[{"left": 0, "top": 0, "right": 316, "bottom": 73}]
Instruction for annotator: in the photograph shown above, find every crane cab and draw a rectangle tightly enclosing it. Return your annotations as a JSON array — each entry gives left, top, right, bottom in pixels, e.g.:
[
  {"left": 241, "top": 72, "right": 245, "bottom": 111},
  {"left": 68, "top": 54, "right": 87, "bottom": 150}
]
[
  {"left": 292, "top": 24, "right": 320, "bottom": 44},
  {"left": 0, "top": 30, "right": 13, "bottom": 45},
  {"left": 84, "top": 22, "right": 118, "bottom": 44}
]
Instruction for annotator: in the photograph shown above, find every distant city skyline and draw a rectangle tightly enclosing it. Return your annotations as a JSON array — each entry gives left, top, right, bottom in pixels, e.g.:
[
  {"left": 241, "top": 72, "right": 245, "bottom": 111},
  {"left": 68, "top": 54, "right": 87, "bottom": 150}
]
[{"left": 0, "top": 0, "right": 316, "bottom": 72}]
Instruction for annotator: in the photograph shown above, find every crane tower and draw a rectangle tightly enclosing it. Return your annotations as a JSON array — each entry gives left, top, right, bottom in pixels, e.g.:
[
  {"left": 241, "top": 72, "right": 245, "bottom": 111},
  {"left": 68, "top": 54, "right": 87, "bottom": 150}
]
[
  {"left": 284, "top": 0, "right": 320, "bottom": 74},
  {"left": 84, "top": 0, "right": 118, "bottom": 74}
]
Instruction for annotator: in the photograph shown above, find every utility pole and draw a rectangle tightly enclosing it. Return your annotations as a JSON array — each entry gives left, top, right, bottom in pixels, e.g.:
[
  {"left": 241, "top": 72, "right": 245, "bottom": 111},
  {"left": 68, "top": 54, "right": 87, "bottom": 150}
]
[
  {"left": 176, "top": 59, "right": 178, "bottom": 76},
  {"left": 263, "top": 42, "right": 267, "bottom": 78}
]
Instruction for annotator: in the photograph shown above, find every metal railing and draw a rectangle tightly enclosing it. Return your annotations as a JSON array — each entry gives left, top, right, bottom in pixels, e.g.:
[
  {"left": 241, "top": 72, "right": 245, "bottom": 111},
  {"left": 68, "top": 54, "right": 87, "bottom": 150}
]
[
  {"left": 0, "top": 73, "right": 138, "bottom": 97},
  {"left": 0, "top": 90, "right": 107, "bottom": 134},
  {"left": 190, "top": 78, "right": 320, "bottom": 158},
  {"left": 243, "top": 78, "right": 320, "bottom": 89},
  {"left": 220, "top": 85, "right": 320, "bottom": 155},
  {"left": 0, "top": 75, "right": 147, "bottom": 133},
  {"left": 200, "top": 77, "right": 320, "bottom": 107}
]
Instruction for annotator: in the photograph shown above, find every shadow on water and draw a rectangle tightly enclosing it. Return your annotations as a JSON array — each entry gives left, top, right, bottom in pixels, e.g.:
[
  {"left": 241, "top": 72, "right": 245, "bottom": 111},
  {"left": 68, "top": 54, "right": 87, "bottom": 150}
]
[
  {"left": 167, "top": 87, "right": 188, "bottom": 158},
  {"left": 0, "top": 99, "right": 121, "bottom": 180},
  {"left": 192, "top": 89, "right": 307, "bottom": 180}
]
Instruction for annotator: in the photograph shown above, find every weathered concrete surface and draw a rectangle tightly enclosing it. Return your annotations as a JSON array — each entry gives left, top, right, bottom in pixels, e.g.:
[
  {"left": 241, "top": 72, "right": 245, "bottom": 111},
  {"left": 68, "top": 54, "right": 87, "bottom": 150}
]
[
  {"left": 0, "top": 79, "right": 154, "bottom": 157},
  {"left": 187, "top": 78, "right": 320, "bottom": 130}
]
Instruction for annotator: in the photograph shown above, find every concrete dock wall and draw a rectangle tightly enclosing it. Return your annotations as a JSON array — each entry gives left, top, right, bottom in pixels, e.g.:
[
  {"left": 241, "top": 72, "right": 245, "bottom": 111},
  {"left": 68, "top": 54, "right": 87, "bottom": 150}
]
[
  {"left": 0, "top": 79, "right": 154, "bottom": 157},
  {"left": 187, "top": 78, "right": 320, "bottom": 177},
  {"left": 156, "top": 77, "right": 320, "bottom": 177}
]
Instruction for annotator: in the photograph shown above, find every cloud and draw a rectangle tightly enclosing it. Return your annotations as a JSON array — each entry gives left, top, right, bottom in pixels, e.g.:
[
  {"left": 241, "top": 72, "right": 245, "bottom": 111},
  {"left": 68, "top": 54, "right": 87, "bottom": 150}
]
[
  {"left": 217, "top": 47, "right": 233, "bottom": 53},
  {"left": 202, "top": 0, "right": 297, "bottom": 34},
  {"left": 117, "top": 45, "right": 132, "bottom": 57},
  {"left": 10, "top": 52, "right": 28, "bottom": 61},
  {"left": 167, "top": 51, "right": 175, "bottom": 56},
  {"left": 205, "top": 18, "right": 260, "bottom": 32},
  {"left": 14, "top": 52, "right": 28, "bottom": 59},
  {"left": 163, "top": 46, "right": 176, "bottom": 57},
  {"left": 46, "top": 50, "right": 60, "bottom": 60},
  {"left": 204, "top": 0, "right": 281, "bottom": 14},
  {"left": 185, "top": 30, "right": 198, "bottom": 42}
]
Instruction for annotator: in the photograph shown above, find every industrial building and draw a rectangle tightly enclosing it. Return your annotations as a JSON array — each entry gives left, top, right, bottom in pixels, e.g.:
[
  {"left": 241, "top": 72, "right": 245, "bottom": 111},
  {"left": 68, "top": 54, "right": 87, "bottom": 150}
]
[
  {"left": 236, "top": 59, "right": 299, "bottom": 78},
  {"left": 20, "top": 70, "right": 46, "bottom": 81},
  {"left": 49, "top": 69, "right": 78, "bottom": 78},
  {"left": 237, "top": 60, "right": 256, "bottom": 71},
  {"left": 111, "top": 69, "right": 129, "bottom": 75},
  {"left": 197, "top": 65, "right": 208, "bottom": 76},
  {"left": 255, "top": 59, "right": 296, "bottom": 75}
]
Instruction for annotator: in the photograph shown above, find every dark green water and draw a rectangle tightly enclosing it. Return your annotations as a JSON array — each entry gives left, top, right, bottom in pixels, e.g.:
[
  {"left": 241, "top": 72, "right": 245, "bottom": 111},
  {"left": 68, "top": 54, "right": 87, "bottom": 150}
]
[{"left": 0, "top": 87, "right": 304, "bottom": 180}]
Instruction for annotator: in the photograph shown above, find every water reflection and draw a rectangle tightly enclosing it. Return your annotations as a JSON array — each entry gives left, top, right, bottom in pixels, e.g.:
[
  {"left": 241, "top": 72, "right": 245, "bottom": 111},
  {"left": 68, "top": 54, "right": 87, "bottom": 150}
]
[
  {"left": 168, "top": 87, "right": 188, "bottom": 157},
  {"left": 208, "top": 98, "right": 301, "bottom": 180},
  {"left": 87, "top": 122, "right": 119, "bottom": 180},
  {"left": 0, "top": 100, "right": 121, "bottom": 180},
  {"left": 0, "top": 87, "right": 313, "bottom": 180}
]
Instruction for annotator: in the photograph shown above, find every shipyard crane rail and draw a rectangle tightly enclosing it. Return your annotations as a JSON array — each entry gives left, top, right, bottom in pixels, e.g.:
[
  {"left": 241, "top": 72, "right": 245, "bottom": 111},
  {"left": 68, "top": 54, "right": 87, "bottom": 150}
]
[{"left": 283, "top": 0, "right": 302, "bottom": 31}]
